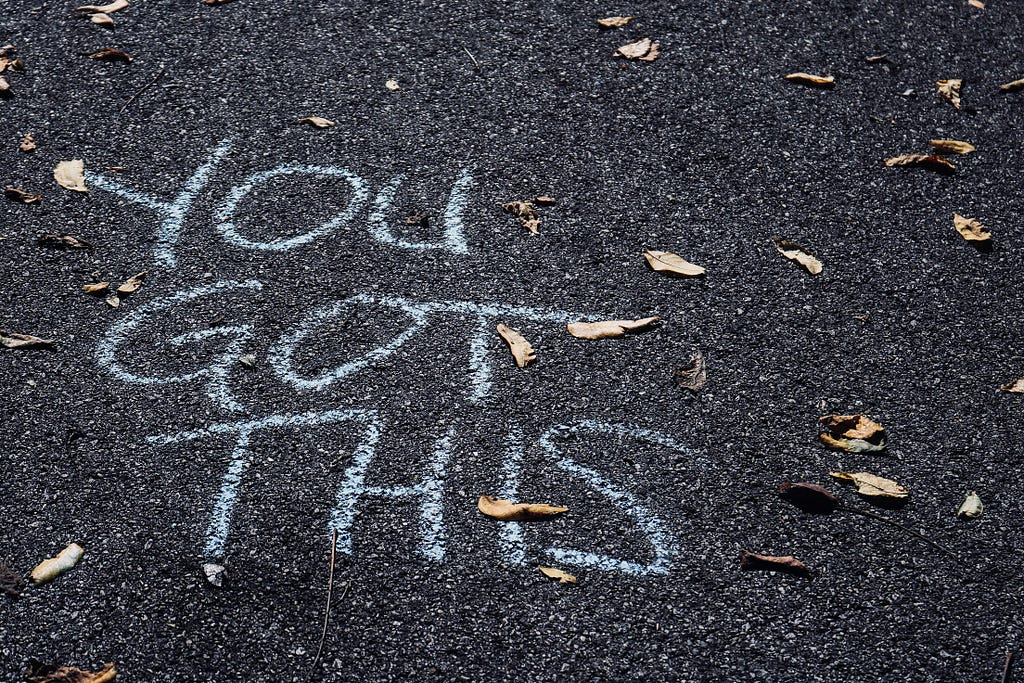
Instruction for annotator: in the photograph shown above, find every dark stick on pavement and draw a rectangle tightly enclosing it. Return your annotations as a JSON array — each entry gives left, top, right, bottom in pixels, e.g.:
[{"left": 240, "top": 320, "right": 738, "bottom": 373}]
[
  {"left": 846, "top": 507, "right": 958, "bottom": 559},
  {"left": 120, "top": 65, "right": 166, "bottom": 113},
  {"left": 311, "top": 529, "right": 340, "bottom": 674},
  {"left": 1003, "top": 649, "right": 1015, "bottom": 683}
]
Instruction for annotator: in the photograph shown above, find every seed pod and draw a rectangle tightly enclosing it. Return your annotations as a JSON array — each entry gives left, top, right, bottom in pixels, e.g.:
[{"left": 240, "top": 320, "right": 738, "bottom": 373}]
[{"left": 777, "top": 482, "right": 839, "bottom": 514}]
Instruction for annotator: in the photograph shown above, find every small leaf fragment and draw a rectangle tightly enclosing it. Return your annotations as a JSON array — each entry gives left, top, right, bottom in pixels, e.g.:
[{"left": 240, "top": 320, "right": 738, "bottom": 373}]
[
  {"left": 478, "top": 496, "right": 567, "bottom": 521},
  {"left": 967, "top": 0, "right": 985, "bottom": 9},
  {"left": 116, "top": 271, "right": 146, "bottom": 295},
  {"left": 204, "top": 0, "right": 236, "bottom": 5},
  {"left": 673, "top": 351, "right": 707, "bottom": 392},
  {"left": 4, "top": 186, "right": 41, "bottom": 204},
  {"left": 819, "top": 414, "right": 887, "bottom": 453},
  {"left": 105, "top": 295, "right": 121, "bottom": 309},
  {"left": 957, "top": 491, "right": 983, "bottom": 519},
  {"left": 19, "top": 132, "right": 36, "bottom": 152},
  {"left": 203, "top": 562, "right": 226, "bottom": 587},
  {"left": 24, "top": 661, "right": 117, "bottom": 683},
  {"left": 88, "top": 47, "right": 133, "bottom": 62},
  {"left": 614, "top": 38, "right": 659, "bottom": 61},
  {"left": 597, "top": 15, "right": 635, "bottom": 28},
  {"left": 999, "top": 78, "right": 1024, "bottom": 93},
  {"left": 772, "top": 238, "right": 822, "bottom": 275},
  {"left": 567, "top": 316, "right": 659, "bottom": 340},
  {"left": 533, "top": 196, "right": 556, "bottom": 205},
  {"left": 0, "top": 330, "right": 54, "bottom": 349},
  {"left": 930, "top": 139, "right": 975, "bottom": 155},
  {"left": 496, "top": 324, "right": 535, "bottom": 368},
  {"left": 777, "top": 482, "right": 840, "bottom": 514},
  {"left": 739, "top": 550, "right": 810, "bottom": 577},
  {"left": 89, "top": 13, "right": 115, "bottom": 26},
  {"left": 643, "top": 249, "right": 705, "bottom": 277},
  {"left": 385, "top": 79, "right": 399, "bottom": 91},
  {"left": 238, "top": 353, "right": 256, "bottom": 368},
  {"left": 0, "top": 75, "right": 11, "bottom": 97},
  {"left": 830, "top": 471, "right": 908, "bottom": 499},
  {"left": 298, "top": 116, "right": 335, "bottom": 128},
  {"left": 82, "top": 281, "right": 110, "bottom": 294},
  {"left": 38, "top": 234, "right": 94, "bottom": 249},
  {"left": 54, "top": 160, "right": 88, "bottom": 192},
  {"left": 75, "top": 0, "right": 128, "bottom": 12},
  {"left": 500, "top": 201, "right": 540, "bottom": 234},
  {"left": 31, "top": 543, "right": 84, "bottom": 584},
  {"left": 538, "top": 566, "right": 577, "bottom": 584},
  {"left": 953, "top": 213, "right": 991, "bottom": 243},
  {"left": 999, "top": 377, "right": 1024, "bottom": 393},
  {"left": 784, "top": 72, "right": 835, "bottom": 87},
  {"left": 937, "top": 78, "right": 962, "bottom": 109},
  {"left": 1, "top": 558, "right": 26, "bottom": 598},
  {"left": 884, "top": 154, "right": 956, "bottom": 175}
]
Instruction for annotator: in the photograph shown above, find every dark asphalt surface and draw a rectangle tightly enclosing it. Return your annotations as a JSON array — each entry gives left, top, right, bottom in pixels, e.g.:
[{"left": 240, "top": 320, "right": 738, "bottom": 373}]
[{"left": 3, "top": 0, "right": 1024, "bottom": 680}]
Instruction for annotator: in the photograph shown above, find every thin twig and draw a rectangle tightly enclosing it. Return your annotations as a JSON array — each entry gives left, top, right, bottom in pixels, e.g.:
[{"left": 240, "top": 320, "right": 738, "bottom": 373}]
[
  {"left": 1003, "top": 649, "right": 1015, "bottom": 683},
  {"left": 845, "top": 507, "right": 958, "bottom": 559},
  {"left": 462, "top": 45, "right": 480, "bottom": 71},
  {"left": 311, "top": 529, "right": 339, "bottom": 673},
  {"left": 120, "top": 65, "right": 166, "bottom": 113}
]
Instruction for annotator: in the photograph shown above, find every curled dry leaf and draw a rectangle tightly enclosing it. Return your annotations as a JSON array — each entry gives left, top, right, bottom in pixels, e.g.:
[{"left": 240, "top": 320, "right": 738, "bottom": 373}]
[
  {"left": 20, "top": 132, "right": 36, "bottom": 152},
  {"left": 534, "top": 196, "right": 556, "bottom": 205},
  {"left": 500, "top": 201, "right": 540, "bottom": 234},
  {"left": 496, "top": 324, "right": 535, "bottom": 368},
  {"left": 777, "top": 482, "right": 839, "bottom": 514},
  {"left": 385, "top": 79, "right": 399, "bottom": 91},
  {"left": 967, "top": 0, "right": 984, "bottom": 8},
  {"left": 930, "top": 139, "right": 975, "bottom": 155},
  {"left": 819, "top": 414, "right": 887, "bottom": 453},
  {"left": 75, "top": 0, "right": 128, "bottom": 12},
  {"left": 614, "top": 38, "right": 659, "bottom": 61},
  {"left": 31, "top": 543, "right": 84, "bottom": 584},
  {"left": 538, "top": 566, "right": 577, "bottom": 584},
  {"left": 54, "top": 160, "right": 88, "bottom": 192},
  {"left": 0, "top": 330, "right": 54, "bottom": 349},
  {"left": 999, "top": 377, "right": 1024, "bottom": 393},
  {"left": 82, "top": 281, "right": 110, "bottom": 294},
  {"left": 597, "top": 15, "right": 635, "bottom": 28},
  {"left": 116, "top": 271, "right": 146, "bottom": 295},
  {"left": 1, "top": 558, "right": 26, "bottom": 598},
  {"left": 937, "top": 78, "right": 962, "bottom": 109},
  {"left": 830, "top": 471, "right": 908, "bottom": 499},
  {"left": 883, "top": 154, "right": 955, "bottom": 175},
  {"left": 643, "top": 249, "right": 705, "bottom": 277},
  {"left": 88, "top": 47, "right": 132, "bottom": 62},
  {"left": 957, "top": 491, "right": 983, "bottom": 519},
  {"left": 999, "top": 78, "right": 1024, "bottom": 93},
  {"left": 784, "top": 72, "right": 835, "bottom": 87},
  {"left": 739, "top": 550, "right": 810, "bottom": 577},
  {"left": 567, "top": 316, "right": 659, "bottom": 340},
  {"left": 673, "top": 351, "right": 707, "bottom": 392},
  {"left": 25, "top": 661, "right": 117, "bottom": 683},
  {"left": 772, "top": 238, "right": 822, "bottom": 275},
  {"left": 5, "top": 186, "right": 41, "bottom": 204},
  {"left": 90, "top": 13, "right": 115, "bottom": 26},
  {"left": 299, "top": 116, "right": 335, "bottom": 128},
  {"left": 478, "top": 495, "right": 567, "bottom": 521},
  {"left": 39, "top": 234, "right": 94, "bottom": 249},
  {"left": 953, "top": 213, "right": 991, "bottom": 243},
  {"left": 203, "top": 562, "right": 226, "bottom": 587}
]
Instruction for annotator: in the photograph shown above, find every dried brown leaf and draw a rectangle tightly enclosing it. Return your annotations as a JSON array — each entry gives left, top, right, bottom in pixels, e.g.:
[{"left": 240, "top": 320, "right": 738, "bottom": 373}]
[
  {"left": 89, "top": 13, "right": 114, "bottom": 26},
  {"left": 567, "top": 316, "right": 659, "bottom": 339},
  {"left": 5, "top": 186, "right": 41, "bottom": 204},
  {"left": 533, "top": 196, "right": 556, "bottom": 205},
  {"left": 1, "top": 558, "right": 26, "bottom": 598},
  {"left": 25, "top": 661, "right": 117, "bottom": 683},
  {"left": 478, "top": 495, "right": 567, "bottom": 521},
  {"left": 819, "top": 414, "right": 887, "bottom": 453},
  {"left": 31, "top": 543, "right": 84, "bottom": 584},
  {"left": 0, "top": 75, "right": 10, "bottom": 97},
  {"left": 500, "top": 201, "right": 540, "bottom": 234},
  {"left": 772, "top": 238, "right": 822, "bottom": 275},
  {"left": 953, "top": 213, "right": 991, "bottom": 242},
  {"left": 88, "top": 47, "right": 132, "bottom": 62},
  {"left": 1000, "top": 377, "right": 1024, "bottom": 393},
  {"left": 883, "top": 154, "right": 956, "bottom": 175},
  {"left": 54, "top": 160, "right": 88, "bottom": 192},
  {"left": 614, "top": 38, "right": 659, "bottom": 61},
  {"left": 116, "top": 271, "right": 146, "bottom": 295},
  {"left": 830, "top": 471, "right": 908, "bottom": 499},
  {"left": 999, "top": 78, "right": 1024, "bottom": 93},
  {"left": 643, "top": 249, "right": 705, "bottom": 277},
  {"left": 0, "top": 330, "right": 54, "bottom": 349},
  {"left": 38, "top": 234, "right": 93, "bottom": 249},
  {"left": 298, "top": 116, "right": 335, "bottom": 128},
  {"left": 20, "top": 132, "right": 36, "bottom": 152},
  {"left": 777, "top": 482, "right": 839, "bottom": 514},
  {"left": 82, "top": 281, "right": 110, "bottom": 294},
  {"left": 597, "top": 15, "right": 635, "bottom": 28},
  {"left": 538, "top": 566, "right": 577, "bottom": 584},
  {"left": 930, "top": 139, "right": 975, "bottom": 155},
  {"left": 784, "top": 72, "right": 835, "bottom": 87},
  {"left": 496, "top": 324, "right": 535, "bottom": 368},
  {"left": 865, "top": 54, "right": 889, "bottom": 63},
  {"left": 739, "top": 550, "right": 810, "bottom": 577},
  {"left": 75, "top": 0, "right": 128, "bottom": 12},
  {"left": 937, "top": 78, "right": 962, "bottom": 109},
  {"left": 105, "top": 295, "right": 121, "bottom": 309},
  {"left": 673, "top": 351, "right": 707, "bottom": 392},
  {"left": 968, "top": 0, "right": 985, "bottom": 9}
]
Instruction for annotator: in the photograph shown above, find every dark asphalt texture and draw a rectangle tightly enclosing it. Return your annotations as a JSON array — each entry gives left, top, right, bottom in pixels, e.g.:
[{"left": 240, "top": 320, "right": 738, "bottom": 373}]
[{"left": 3, "top": 0, "right": 1024, "bottom": 680}]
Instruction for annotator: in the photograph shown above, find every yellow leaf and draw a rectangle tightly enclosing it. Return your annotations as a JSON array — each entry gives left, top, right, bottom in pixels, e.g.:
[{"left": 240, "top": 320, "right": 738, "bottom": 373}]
[
  {"left": 567, "top": 316, "right": 659, "bottom": 339},
  {"left": 75, "top": 0, "right": 128, "bottom": 12},
  {"left": 614, "top": 38, "right": 659, "bottom": 61},
  {"left": 957, "top": 491, "right": 983, "bottom": 519},
  {"left": 884, "top": 154, "right": 956, "bottom": 175},
  {"left": 54, "top": 160, "right": 88, "bottom": 192},
  {"left": 538, "top": 566, "right": 577, "bottom": 584},
  {"left": 830, "top": 471, "right": 908, "bottom": 499},
  {"left": 999, "top": 78, "right": 1024, "bottom": 93},
  {"left": 299, "top": 116, "right": 335, "bottom": 128},
  {"left": 478, "top": 495, "right": 567, "bottom": 521},
  {"left": 597, "top": 16, "right": 635, "bottom": 28},
  {"left": 929, "top": 139, "right": 975, "bottom": 155},
  {"left": 643, "top": 249, "right": 705, "bottom": 277},
  {"left": 31, "top": 543, "right": 84, "bottom": 584},
  {"left": 819, "top": 414, "right": 887, "bottom": 453},
  {"left": 937, "top": 78, "right": 962, "bottom": 109},
  {"left": 953, "top": 213, "right": 991, "bottom": 242},
  {"left": 772, "top": 238, "right": 822, "bottom": 275},
  {"left": 784, "top": 72, "right": 835, "bottom": 87},
  {"left": 496, "top": 324, "right": 535, "bottom": 368}
]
